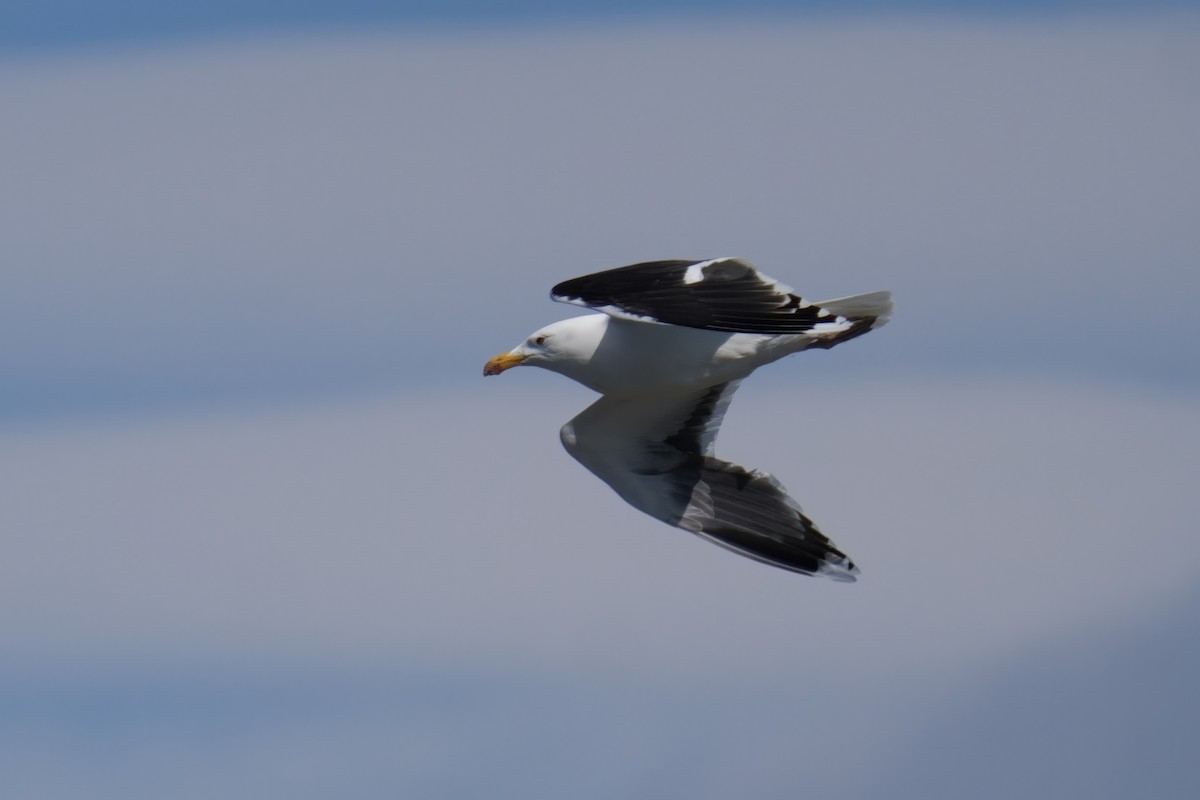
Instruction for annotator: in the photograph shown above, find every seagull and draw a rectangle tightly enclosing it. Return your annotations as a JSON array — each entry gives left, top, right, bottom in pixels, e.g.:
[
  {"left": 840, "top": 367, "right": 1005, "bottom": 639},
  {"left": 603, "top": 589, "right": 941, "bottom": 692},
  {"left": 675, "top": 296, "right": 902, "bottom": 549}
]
[{"left": 483, "top": 258, "right": 892, "bottom": 581}]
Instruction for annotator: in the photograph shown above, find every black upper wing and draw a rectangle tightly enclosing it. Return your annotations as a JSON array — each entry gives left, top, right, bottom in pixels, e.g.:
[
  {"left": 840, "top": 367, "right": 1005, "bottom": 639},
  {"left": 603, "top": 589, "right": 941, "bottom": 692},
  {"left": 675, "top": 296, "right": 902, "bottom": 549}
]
[{"left": 551, "top": 258, "right": 834, "bottom": 335}]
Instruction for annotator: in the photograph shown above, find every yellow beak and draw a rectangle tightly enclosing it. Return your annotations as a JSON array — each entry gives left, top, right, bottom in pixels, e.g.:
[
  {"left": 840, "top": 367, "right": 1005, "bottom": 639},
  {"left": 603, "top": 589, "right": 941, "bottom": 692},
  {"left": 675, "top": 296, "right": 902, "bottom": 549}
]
[{"left": 483, "top": 351, "right": 527, "bottom": 376}]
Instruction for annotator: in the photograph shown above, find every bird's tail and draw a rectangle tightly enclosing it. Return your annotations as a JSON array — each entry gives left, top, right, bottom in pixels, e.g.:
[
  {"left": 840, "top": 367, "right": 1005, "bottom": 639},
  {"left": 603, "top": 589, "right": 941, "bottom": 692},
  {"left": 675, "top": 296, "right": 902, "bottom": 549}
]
[
  {"left": 803, "top": 290, "right": 893, "bottom": 350},
  {"left": 817, "top": 290, "right": 893, "bottom": 329}
]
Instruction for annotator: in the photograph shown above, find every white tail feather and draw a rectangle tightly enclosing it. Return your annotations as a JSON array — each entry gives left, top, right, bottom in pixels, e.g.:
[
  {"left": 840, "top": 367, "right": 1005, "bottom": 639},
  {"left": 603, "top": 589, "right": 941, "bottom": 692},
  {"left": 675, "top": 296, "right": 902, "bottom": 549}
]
[{"left": 817, "top": 290, "right": 893, "bottom": 328}]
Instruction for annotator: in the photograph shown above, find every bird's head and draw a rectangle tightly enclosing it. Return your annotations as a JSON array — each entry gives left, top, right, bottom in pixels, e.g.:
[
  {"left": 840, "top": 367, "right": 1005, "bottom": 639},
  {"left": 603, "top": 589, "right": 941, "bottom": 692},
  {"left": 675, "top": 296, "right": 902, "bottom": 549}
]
[{"left": 483, "top": 317, "right": 598, "bottom": 377}]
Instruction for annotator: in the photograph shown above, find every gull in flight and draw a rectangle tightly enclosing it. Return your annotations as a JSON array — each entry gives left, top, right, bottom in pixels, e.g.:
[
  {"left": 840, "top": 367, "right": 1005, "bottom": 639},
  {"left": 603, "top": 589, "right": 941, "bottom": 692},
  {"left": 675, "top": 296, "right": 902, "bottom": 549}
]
[{"left": 484, "top": 258, "right": 892, "bottom": 580}]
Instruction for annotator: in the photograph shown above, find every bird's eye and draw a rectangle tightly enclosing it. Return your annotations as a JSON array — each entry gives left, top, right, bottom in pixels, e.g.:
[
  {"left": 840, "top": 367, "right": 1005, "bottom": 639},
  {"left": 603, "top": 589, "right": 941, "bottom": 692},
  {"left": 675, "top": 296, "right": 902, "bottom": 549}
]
[{"left": 535, "top": 335, "right": 547, "bottom": 345}]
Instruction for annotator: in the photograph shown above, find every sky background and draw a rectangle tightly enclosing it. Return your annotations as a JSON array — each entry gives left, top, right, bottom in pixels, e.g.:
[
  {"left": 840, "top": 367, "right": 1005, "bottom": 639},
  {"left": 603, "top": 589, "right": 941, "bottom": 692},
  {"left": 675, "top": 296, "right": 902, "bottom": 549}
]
[{"left": 3, "top": 1, "right": 1199, "bottom": 798}]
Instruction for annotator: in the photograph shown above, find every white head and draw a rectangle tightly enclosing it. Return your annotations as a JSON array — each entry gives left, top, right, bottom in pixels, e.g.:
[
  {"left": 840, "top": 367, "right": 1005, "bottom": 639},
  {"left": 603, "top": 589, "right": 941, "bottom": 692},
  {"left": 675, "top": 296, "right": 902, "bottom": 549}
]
[{"left": 483, "top": 316, "right": 603, "bottom": 378}]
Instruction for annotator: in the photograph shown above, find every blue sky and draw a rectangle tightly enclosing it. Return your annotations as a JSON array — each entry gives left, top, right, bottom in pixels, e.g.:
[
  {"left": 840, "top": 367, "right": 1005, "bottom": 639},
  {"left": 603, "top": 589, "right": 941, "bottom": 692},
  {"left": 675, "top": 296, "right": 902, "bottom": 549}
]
[
  {"left": 2, "top": 3, "right": 1198, "bottom": 798},
  {"left": 3, "top": 1, "right": 1185, "bottom": 51}
]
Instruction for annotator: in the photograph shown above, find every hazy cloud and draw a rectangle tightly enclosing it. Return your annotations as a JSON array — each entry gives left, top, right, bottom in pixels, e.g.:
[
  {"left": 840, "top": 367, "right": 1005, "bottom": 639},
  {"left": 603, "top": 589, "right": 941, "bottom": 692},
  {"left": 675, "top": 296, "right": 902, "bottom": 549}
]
[
  {"left": 1, "top": 377, "right": 1197, "bottom": 795},
  {"left": 2, "top": 17, "right": 1198, "bottom": 420}
]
